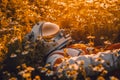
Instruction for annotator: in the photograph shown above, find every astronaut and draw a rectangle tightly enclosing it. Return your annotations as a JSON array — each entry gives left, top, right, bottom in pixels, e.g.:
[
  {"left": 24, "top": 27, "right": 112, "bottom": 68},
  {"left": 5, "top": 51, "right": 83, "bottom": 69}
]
[{"left": 25, "top": 22, "right": 120, "bottom": 76}]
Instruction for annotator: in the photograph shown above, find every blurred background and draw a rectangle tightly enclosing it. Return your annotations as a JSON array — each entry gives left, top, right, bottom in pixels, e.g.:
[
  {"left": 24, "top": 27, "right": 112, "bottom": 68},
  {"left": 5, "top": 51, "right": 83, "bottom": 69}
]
[{"left": 0, "top": 0, "right": 120, "bottom": 45}]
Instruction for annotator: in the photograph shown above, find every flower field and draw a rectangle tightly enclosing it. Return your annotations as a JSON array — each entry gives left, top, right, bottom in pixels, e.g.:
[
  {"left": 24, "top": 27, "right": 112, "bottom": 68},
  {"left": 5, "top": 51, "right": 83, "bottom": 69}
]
[{"left": 0, "top": 0, "right": 120, "bottom": 80}]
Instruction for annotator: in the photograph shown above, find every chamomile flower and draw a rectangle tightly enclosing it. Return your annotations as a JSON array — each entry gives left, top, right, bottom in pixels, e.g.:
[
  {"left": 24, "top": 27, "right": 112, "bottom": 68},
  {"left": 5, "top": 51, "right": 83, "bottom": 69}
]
[
  {"left": 9, "top": 77, "right": 17, "bottom": 80},
  {"left": 110, "top": 76, "right": 119, "bottom": 80},
  {"left": 65, "top": 70, "right": 71, "bottom": 78},
  {"left": 46, "top": 70, "right": 54, "bottom": 76},
  {"left": 24, "top": 45, "right": 30, "bottom": 49},
  {"left": 33, "top": 75, "right": 41, "bottom": 80},
  {"left": 22, "top": 63, "right": 27, "bottom": 69},
  {"left": 45, "top": 63, "right": 51, "bottom": 67},
  {"left": 41, "top": 67, "right": 48, "bottom": 73},
  {"left": 21, "top": 51, "right": 29, "bottom": 55},
  {"left": 76, "top": 60, "right": 84, "bottom": 65},
  {"left": 95, "top": 57, "right": 105, "bottom": 63},
  {"left": 97, "top": 76, "right": 105, "bottom": 80},
  {"left": 26, "top": 66, "right": 35, "bottom": 72},
  {"left": 22, "top": 72, "right": 31, "bottom": 78},
  {"left": 93, "top": 65, "right": 104, "bottom": 72},
  {"left": 10, "top": 53, "right": 17, "bottom": 58},
  {"left": 101, "top": 70, "right": 108, "bottom": 76},
  {"left": 69, "top": 64, "right": 79, "bottom": 70},
  {"left": 86, "top": 0, "right": 94, "bottom": 3},
  {"left": 70, "top": 70, "right": 78, "bottom": 78},
  {"left": 16, "top": 66, "right": 21, "bottom": 69},
  {"left": 18, "top": 70, "right": 26, "bottom": 75},
  {"left": 57, "top": 68, "right": 63, "bottom": 73}
]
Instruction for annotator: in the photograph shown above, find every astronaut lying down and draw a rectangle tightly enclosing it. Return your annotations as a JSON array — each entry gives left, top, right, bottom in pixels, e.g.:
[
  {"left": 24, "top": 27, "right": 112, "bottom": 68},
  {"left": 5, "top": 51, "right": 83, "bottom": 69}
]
[{"left": 25, "top": 22, "right": 120, "bottom": 76}]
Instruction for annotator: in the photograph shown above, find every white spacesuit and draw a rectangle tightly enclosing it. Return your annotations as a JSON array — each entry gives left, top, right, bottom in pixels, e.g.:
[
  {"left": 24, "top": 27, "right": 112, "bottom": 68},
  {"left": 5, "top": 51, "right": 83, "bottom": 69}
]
[{"left": 26, "top": 22, "right": 120, "bottom": 76}]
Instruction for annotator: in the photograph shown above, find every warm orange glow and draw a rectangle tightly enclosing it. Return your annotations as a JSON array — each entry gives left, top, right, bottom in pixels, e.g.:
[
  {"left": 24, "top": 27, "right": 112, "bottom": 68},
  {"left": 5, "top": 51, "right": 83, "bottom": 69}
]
[{"left": 0, "top": 0, "right": 120, "bottom": 80}]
